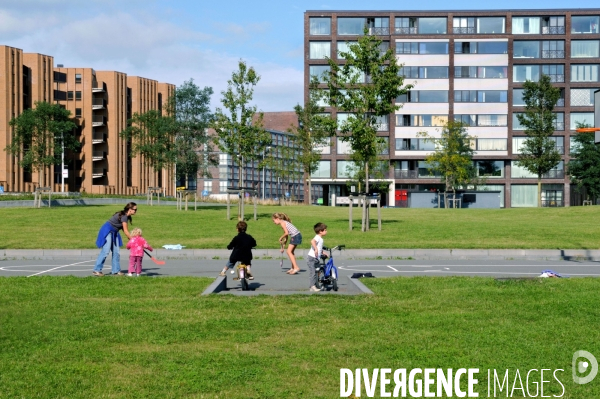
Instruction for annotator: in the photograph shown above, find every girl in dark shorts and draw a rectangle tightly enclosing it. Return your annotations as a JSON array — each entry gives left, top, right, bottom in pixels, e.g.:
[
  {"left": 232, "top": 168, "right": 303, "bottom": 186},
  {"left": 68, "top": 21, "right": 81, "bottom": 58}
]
[{"left": 272, "top": 212, "right": 302, "bottom": 275}]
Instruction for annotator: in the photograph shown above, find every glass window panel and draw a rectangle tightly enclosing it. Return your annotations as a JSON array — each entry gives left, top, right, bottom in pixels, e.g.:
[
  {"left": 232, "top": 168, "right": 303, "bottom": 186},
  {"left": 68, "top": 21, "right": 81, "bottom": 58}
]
[
  {"left": 417, "top": 91, "right": 448, "bottom": 102},
  {"left": 336, "top": 138, "right": 353, "bottom": 154},
  {"left": 571, "top": 16, "right": 600, "bottom": 34},
  {"left": 513, "top": 65, "right": 540, "bottom": 82},
  {"left": 418, "top": 17, "right": 447, "bottom": 34},
  {"left": 309, "top": 42, "right": 330, "bottom": 59},
  {"left": 513, "top": 89, "right": 525, "bottom": 106},
  {"left": 338, "top": 18, "right": 365, "bottom": 35},
  {"left": 512, "top": 17, "right": 541, "bottom": 34},
  {"left": 478, "top": 41, "right": 508, "bottom": 54},
  {"left": 309, "top": 65, "right": 330, "bottom": 82},
  {"left": 310, "top": 17, "right": 331, "bottom": 35},
  {"left": 511, "top": 162, "right": 537, "bottom": 179},
  {"left": 571, "top": 40, "right": 600, "bottom": 58},
  {"left": 477, "top": 160, "right": 504, "bottom": 177},
  {"left": 420, "top": 42, "right": 448, "bottom": 54},
  {"left": 477, "top": 139, "right": 507, "bottom": 151},
  {"left": 311, "top": 161, "right": 331, "bottom": 178},
  {"left": 422, "top": 66, "right": 448, "bottom": 79},
  {"left": 514, "top": 41, "right": 540, "bottom": 58},
  {"left": 571, "top": 65, "right": 599, "bottom": 82},
  {"left": 337, "top": 41, "right": 358, "bottom": 58},
  {"left": 511, "top": 185, "right": 538, "bottom": 207},
  {"left": 337, "top": 160, "right": 355, "bottom": 178},
  {"left": 570, "top": 112, "right": 595, "bottom": 130},
  {"left": 477, "top": 17, "right": 505, "bottom": 34},
  {"left": 513, "top": 113, "right": 525, "bottom": 130}
]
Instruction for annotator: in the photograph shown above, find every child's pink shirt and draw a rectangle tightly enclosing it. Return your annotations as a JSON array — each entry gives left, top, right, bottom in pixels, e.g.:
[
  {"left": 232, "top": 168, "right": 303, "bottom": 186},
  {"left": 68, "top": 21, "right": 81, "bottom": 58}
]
[{"left": 126, "top": 236, "right": 153, "bottom": 257}]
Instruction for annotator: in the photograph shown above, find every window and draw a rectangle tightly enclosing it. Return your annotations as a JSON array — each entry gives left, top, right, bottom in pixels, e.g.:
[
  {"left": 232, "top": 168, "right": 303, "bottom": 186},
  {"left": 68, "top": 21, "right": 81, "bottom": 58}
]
[
  {"left": 204, "top": 181, "right": 212, "bottom": 193},
  {"left": 338, "top": 18, "right": 365, "bottom": 35},
  {"left": 309, "top": 42, "right": 330, "bottom": 59},
  {"left": 542, "top": 41, "right": 565, "bottom": 58},
  {"left": 512, "top": 17, "right": 541, "bottom": 34},
  {"left": 367, "top": 17, "right": 389, "bottom": 35},
  {"left": 511, "top": 185, "right": 538, "bottom": 207},
  {"left": 311, "top": 161, "right": 330, "bottom": 178},
  {"left": 511, "top": 161, "right": 563, "bottom": 179},
  {"left": 337, "top": 160, "right": 356, "bottom": 178},
  {"left": 219, "top": 181, "right": 228, "bottom": 193},
  {"left": 542, "top": 16, "right": 565, "bottom": 34},
  {"left": 336, "top": 138, "right": 353, "bottom": 155},
  {"left": 571, "top": 40, "right": 600, "bottom": 58},
  {"left": 397, "top": 90, "right": 448, "bottom": 103},
  {"left": 314, "top": 137, "right": 331, "bottom": 155},
  {"left": 454, "top": 90, "right": 507, "bottom": 103},
  {"left": 396, "top": 42, "right": 448, "bottom": 54},
  {"left": 75, "top": 91, "right": 82, "bottom": 100},
  {"left": 570, "top": 88, "right": 599, "bottom": 106},
  {"left": 67, "top": 91, "right": 74, "bottom": 100},
  {"left": 513, "top": 89, "right": 525, "bottom": 106},
  {"left": 418, "top": 161, "right": 440, "bottom": 178},
  {"left": 475, "top": 139, "right": 507, "bottom": 151},
  {"left": 395, "top": 17, "right": 417, "bottom": 34},
  {"left": 570, "top": 113, "right": 595, "bottom": 130},
  {"left": 75, "top": 73, "right": 82, "bottom": 83},
  {"left": 514, "top": 41, "right": 540, "bottom": 58},
  {"left": 571, "top": 64, "right": 599, "bottom": 82},
  {"left": 513, "top": 137, "right": 563, "bottom": 154},
  {"left": 455, "top": 114, "right": 507, "bottom": 127},
  {"left": 513, "top": 65, "right": 540, "bottom": 82},
  {"left": 542, "top": 64, "right": 565, "bottom": 82},
  {"left": 396, "top": 115, "right": 448, "bottom": 127},
  {"left": 455, "top": 41, "right": 507, "bottom": 54},
  {"left": 513, "top": 113, "right": 564, "bottom": 131},
  {"left": 571, "top": 16, "right": 600, "bottom": 34},
  {"left": 455, "top": 66, "right": 507, "bottom": 78},
  {"left": 75, "top": 108, "right": 82, "bottom": 118},
  {"left": 310, "top": 89, "right": 329, "bottom": 107},
  {"left": 309, "top": 65, "right": 330, "bottom": 82},
  {"left": 476, "top": 161, "right": 504, "bottom": 177},
  {"left": 395, "top": 138, "right": 437, "bottom": 151},
  {"left": 399, "top": 66, "right": 448, "bottom": 79},
  {"left": 453, "top": 17, "right": 505, "bottom": 34},
  {"left": 310, "top": 17, "right": 331, "bottom": 35},
  {"left": 337, "top": 41, "right": 358, "bottom": 58},
  {"left": 418, "top": 17, "right": 447, "bottom": 34}
]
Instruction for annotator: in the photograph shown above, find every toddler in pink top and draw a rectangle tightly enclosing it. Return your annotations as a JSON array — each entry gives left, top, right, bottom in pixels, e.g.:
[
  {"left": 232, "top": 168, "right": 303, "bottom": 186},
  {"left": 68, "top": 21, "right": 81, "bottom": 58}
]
[{"left": 126, "top": 227, "right": 153, "bottom": 276}]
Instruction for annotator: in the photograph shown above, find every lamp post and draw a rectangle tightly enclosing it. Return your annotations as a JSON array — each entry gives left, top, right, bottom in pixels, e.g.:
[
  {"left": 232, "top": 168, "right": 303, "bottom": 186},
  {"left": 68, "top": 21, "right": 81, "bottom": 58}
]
[{"left": 261, "top": 146, "right": 271, "bottom": 200}]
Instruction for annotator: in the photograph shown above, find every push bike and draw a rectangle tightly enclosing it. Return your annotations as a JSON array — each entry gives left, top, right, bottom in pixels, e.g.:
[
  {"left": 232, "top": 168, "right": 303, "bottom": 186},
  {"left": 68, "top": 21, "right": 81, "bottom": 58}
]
[
  {"left": 316, "top": 245, "right": 344, "bottom": 292},
  {"left": 232, "top": 263, "right": 250, "bottom": 291}
]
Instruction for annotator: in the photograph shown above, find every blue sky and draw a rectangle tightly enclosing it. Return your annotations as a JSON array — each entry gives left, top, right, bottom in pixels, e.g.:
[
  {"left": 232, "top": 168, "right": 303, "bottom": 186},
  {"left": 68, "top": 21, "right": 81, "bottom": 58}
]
[{"left": 0, "top": 1, "right": 597, "bottom": 111}]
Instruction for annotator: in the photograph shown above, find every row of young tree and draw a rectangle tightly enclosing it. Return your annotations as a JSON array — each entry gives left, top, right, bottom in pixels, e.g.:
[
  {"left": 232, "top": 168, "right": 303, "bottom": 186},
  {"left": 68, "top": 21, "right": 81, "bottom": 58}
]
[{"left": 4, "top": 29, "right": 599, "bottom": 206}]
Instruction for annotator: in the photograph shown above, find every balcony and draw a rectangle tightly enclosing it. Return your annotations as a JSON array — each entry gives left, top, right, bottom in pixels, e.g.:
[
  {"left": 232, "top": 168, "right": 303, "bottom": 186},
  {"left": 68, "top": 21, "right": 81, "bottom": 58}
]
[
  {"left": 542, "top": 50, "right": 565, "bottom": 59},
  {"left": 542, "top": 169, "right": 565, "bottom": 179},
  {"left": 376, "top": 123, "right": 389, "bottom": 131},
  {"left": 369, "top": 27, "right": 390, "bottom": 35},
  {"left": 542, "top": 26, "right": 566, "bottom": 35},
  {"left": 453, "top": 27, "right": 476, "bottom": 34},
  {"left": 394, "top": 170, "right": 418, "bottom": 179},
  {"left": 92, "top": 168, "right": 106, "bottom": 178},
  {"left": 92, "top": 116, "right": 106, "bottom": 127},
  {"left": 541, "top": 199, "right": 564, "bottom": 207},
  {"left": 92, "top": 84, "right": 105, "bottom": 93},
  {"left": 394, "top": 27, "right": 418, "bottom": 35},
  {"left": 92, "top": 98, "right": 106, "bottom": 110},
  {"left": 92, "top": 133, "right": 106, "bottom": 144},
  {"left": 92, "top": 151, "right": 106, "bottom": 161}
]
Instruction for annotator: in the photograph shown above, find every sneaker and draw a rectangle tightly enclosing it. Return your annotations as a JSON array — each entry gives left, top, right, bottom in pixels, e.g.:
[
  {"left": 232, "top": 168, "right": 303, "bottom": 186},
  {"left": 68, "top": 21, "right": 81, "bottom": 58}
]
[
  {"left": 92, "top": 271, "right": 104, "bottom": 277},
  {"left": 127, "top": 273, "right": 133, "bottom": 277},
  {"left": 218, "top": 271, "right": 227, "bottom": 277},
  {"left": 309, "top": 286, "right": 321, "bottom": 292},
  {"left": 114, "top": 271, "right": 124, "bottom": 276},
  {"left": 136, "top": 274, "right": 141, "bottom": 277},
  {"left": 247, "top": 273, "right": 254, "bottom": 280}
]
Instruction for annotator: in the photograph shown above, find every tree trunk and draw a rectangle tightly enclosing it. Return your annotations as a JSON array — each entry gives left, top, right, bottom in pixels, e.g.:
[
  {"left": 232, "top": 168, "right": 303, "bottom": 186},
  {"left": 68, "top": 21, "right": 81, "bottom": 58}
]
[
  {"left": 308, "top": 174, "right": 312, "bottom": 205},
  {"left": 537, "top": 177, "right": 542, "bottom": 208},
  {"left": 365, "top": 161, "right": 369, "bottom": 194}
]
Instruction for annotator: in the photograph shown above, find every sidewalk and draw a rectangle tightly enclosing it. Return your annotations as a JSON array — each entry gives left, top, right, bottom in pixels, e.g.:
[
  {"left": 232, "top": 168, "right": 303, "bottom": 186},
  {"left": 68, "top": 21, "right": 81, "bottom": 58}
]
[{"left": 2, "top": 248, "right": 600, "bottom": 261}]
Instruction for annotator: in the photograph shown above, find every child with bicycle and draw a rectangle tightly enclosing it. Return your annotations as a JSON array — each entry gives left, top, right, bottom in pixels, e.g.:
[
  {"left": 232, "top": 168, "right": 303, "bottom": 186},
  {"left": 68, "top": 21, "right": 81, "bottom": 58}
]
[
  {"left": 220, "top": 221, "right": 257, "bottom": 279},
  {"left": 307, "top": 222, "right": 328, "bottom": 292}
]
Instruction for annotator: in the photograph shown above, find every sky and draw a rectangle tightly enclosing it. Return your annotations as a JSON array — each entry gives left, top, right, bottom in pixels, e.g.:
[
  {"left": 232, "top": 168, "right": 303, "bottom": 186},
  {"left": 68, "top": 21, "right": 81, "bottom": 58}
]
[{"left": 0, "top": 0, "right": 597, "bottom": 112}]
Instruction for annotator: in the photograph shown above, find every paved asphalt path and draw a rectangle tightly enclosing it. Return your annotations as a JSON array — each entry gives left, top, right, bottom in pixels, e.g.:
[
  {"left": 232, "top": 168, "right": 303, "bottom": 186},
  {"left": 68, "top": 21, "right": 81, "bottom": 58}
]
[{"left": 1, "top": 256, "right": 598, "bottom": 295}]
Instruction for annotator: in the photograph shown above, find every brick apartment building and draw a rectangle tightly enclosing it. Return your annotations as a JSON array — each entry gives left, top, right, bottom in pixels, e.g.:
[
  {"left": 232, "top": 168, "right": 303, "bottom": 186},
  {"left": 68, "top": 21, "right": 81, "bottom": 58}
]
[
  {"left": 304, "top": 9, "right": 600, "bottom": 207},
  {"left": 0, "top": 45, "right": 175, "bottom": 196}
]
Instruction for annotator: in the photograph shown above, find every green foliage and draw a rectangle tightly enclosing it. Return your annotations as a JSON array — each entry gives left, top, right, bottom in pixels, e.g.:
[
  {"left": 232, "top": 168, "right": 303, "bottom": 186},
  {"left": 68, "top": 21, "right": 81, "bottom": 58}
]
[
  {"left": 5, "top": 101, "right": 78, "bottom": 185},
  {"left": 211, "top": 60, "right": 271, "bottom": 188},
  {"left": 568, "top": 123, "right": 600, "bottom": 201},
  {"left": 420, "top": 120, "right": 477, "bottom": 205},
  {"left": 515, "top": 75, "right": 562, "bottom": 207},
  {"left": 323, "top": 27, "right": 413, "bottom": 192},
  {"left": 166, "top": 79, "right": 217, "bottom": 180},
  {"left": 288, "top": 78, "right": 337, "bottom": 203},
  {"left": 120, "top": 109, "right": 177, "bottom": 172}
]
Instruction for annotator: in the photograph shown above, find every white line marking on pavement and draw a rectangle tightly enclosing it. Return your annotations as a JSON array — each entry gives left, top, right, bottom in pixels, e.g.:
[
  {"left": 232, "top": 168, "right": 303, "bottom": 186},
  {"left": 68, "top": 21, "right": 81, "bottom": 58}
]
[
  {"left": 387, "top": 265, "right": 398, "bottom": 272},
  {"left": 26, "top": 260, "right": 94, "bottom": 277}
]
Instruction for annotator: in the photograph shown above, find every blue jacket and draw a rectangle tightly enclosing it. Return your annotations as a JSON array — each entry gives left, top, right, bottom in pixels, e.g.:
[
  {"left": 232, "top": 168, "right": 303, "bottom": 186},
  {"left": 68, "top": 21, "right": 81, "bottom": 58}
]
[{"left": 95, "top": 222, "right": 123, "bottom": 248}]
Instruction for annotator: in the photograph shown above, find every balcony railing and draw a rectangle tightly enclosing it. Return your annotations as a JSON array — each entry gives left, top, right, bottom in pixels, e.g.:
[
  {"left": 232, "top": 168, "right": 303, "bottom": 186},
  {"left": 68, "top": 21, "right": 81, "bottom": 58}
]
[
  {"left": 542, "top": 50, "right": 565, "bottom": 59},
  {"left": 548, "top": 74, "right": 565, "bottom": 83},
  {"left": 542, "top": 26, "right": 566, "bottom": 34},
  {"left": 92, "top": 168, "right": 106, "bottom": 178},
  {"left": 395, "top": 170, "right": 418, "bottom": 179},
  {"left": 92, "top": 84, "right": 105, "bottom": 93},
  {"left": 92, "top": 133, "right": 106, "bottom": 143},
  {"left": 541, "top": 199, "right": 564, "bottom": 207},
  {"left": 92, "top": 98, "right": 105, "bottom": 109},
  {"left": 394, "top": 27, "right": 418, "bottom": 35},
  {"left": 92, "top": 116, "right": 106, "bottom": 127},
  {"left": 542, "top": 169, "right": 565, "bottom": 179},
  {"left": 369, "top": 27, "right": 390, "bottom": 35},
  {"left": 453, "top": 27, "right": 476, "bottom": 34},
  {"left": 92, "top": 151, "right": 106, "bottom": 161}
]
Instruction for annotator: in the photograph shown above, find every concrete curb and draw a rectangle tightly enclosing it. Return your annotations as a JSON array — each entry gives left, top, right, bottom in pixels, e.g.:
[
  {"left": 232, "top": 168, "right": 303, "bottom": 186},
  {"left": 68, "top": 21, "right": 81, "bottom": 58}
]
[
  {"left": 2, "top": 248, "right": 600, "bottom": 261},
  {"left": 201, "top": 276, "right": 227, "bottom": 296},
  {"left": 348, "top": 276, "right": 374, "bottom": 295}
]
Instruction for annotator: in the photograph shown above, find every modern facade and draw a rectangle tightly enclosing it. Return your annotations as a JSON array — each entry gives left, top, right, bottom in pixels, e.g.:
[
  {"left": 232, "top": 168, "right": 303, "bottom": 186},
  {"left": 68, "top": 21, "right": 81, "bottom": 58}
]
[
  {"left": 200, "top": 112, "right": 305, "bottom": 202},
  {"left": 304, "top": 9, "right": 600, "bottom": 207},
  {"left": 0, "top": 45, "right": 175, "bottom": 196}
]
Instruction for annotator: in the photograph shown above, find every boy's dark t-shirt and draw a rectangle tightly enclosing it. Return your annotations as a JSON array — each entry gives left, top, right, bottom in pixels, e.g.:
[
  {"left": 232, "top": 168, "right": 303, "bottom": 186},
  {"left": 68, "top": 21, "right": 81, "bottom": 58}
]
[{"left": 227, "top": 232, "right": 257, "bottom": 264}]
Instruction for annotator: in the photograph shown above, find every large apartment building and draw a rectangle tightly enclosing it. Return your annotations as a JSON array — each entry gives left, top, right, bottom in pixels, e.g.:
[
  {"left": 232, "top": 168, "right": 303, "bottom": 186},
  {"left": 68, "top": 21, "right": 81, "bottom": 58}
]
[
  {"left": 304, "top": 9, "right": 600, "bottom": 207},
  {"left": 0, "top": 45, "right": 175, "bottom": 196}
]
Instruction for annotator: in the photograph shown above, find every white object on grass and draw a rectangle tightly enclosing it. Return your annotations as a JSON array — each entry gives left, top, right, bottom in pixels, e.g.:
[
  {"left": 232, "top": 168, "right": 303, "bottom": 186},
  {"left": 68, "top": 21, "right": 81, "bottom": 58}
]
[{"left": 162, "top": 244, "right": 186, "bottom": 250}]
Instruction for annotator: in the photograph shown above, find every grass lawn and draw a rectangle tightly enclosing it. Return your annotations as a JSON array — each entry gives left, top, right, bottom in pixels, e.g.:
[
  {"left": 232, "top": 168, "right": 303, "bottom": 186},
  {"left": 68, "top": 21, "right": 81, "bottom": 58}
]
[
  {"left": 0, "top": 277, "right": 598, "bottom": 398},
  {"left": 1, "top": 204, "right": 599, "bottom": 249}
]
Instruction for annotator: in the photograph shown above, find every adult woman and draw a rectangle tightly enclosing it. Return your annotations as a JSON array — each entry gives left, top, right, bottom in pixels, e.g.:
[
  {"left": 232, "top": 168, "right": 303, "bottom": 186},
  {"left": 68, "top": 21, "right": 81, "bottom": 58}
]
[
  {"left": 92, "top": 202, "right": 137, "bottom": 277},
  {"left": 272, "top": 212, "right": 302, "bottom": 275}
]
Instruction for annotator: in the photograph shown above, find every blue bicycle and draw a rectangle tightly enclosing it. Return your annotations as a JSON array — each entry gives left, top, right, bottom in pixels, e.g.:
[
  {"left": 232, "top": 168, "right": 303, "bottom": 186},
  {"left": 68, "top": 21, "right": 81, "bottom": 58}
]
[{"left": 316, "top": 245, "right": 344, "bottom": 291}]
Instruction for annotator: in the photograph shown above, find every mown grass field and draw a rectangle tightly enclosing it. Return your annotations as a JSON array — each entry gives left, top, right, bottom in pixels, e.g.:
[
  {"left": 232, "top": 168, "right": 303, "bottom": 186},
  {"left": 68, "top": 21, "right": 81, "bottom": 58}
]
[
  {"left": 0, "top": 277, "right": 598, "bottom": 398},
  {"left": 1, "top": 204, "right": 599, "bottom": 249}
]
